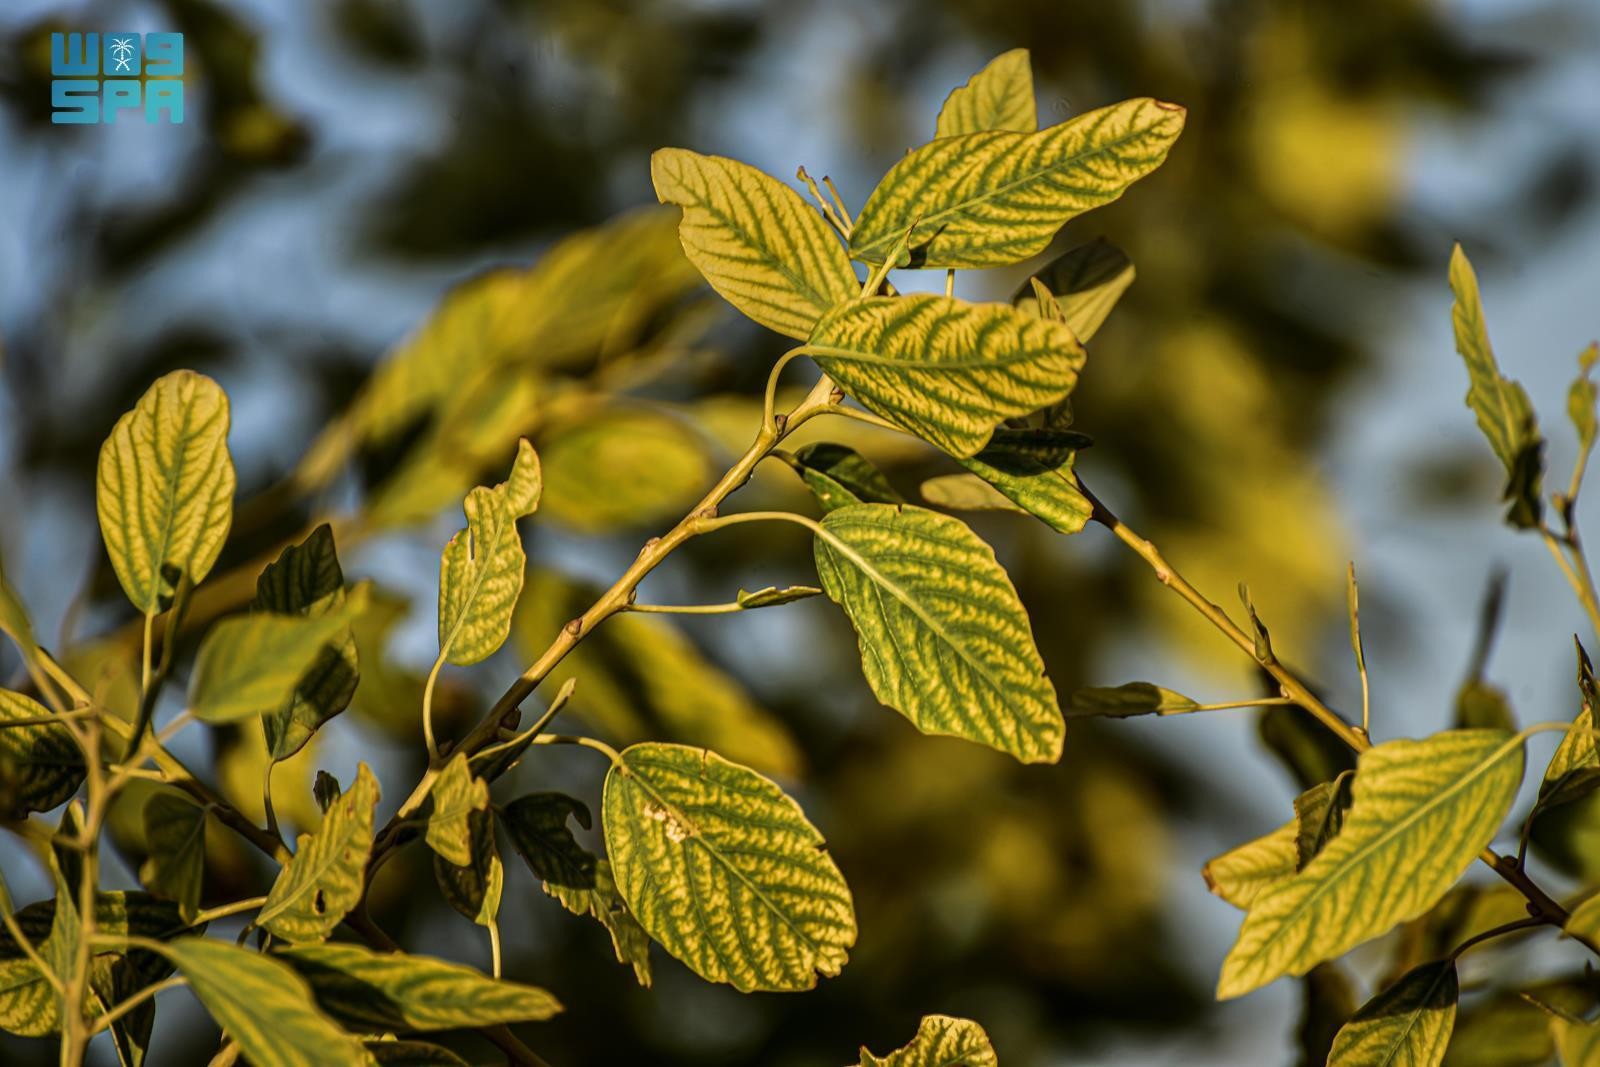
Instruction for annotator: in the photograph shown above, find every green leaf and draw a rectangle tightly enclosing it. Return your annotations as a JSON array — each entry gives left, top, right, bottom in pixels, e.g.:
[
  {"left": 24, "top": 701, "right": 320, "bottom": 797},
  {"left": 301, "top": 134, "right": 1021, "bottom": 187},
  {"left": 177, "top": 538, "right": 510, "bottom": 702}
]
[
  {"left": 0, "top": 550, "right": 40, "bottom": 667},
  {"left": 602, "top": 742, "right": 856, "bottom": 992},
  {"left": 787, "top": 442, "right": 905, "bottom": 512},
  {"left": 935, "top": 48, "right": 1035, "bottom": 137},
  {"left": 0, "top": 892, "right": 187, "bottom": 1040},
  {"left": 1066, "top": 682, "right": 1199, "bottom": 719},
  {"left": 0, "top": 689, "right": 84, "bottom": 818},
  {"left": 850, "top": 97, "right": 1185, "bottom": 268},
  {"left": 316, "top": 207, "right": 697, "bottom": 466},
  {"left": 96, "top": 370, "right": 237, "bottom": 614},
  {"left": 920, "top": 474, "right": 1027, "bottom": 514},
  {"left": 1300, "top": 963, "right": 1359, "bottom": 1066},
  {"left": 944, "top": 428, "right": 1093, "bottom": 534},
  {"left": 1565, "top": 893, "right": 1600, "bottom": 946},
  {"left": 1568, "top": 343, "right": 1599, "bottom": 478},
  {"left": 259, "top": 762, "right": 379, "bottom": 943},
  {"left": 1554, "top": 1016, "right": 1600, "bottom": 1067},
  {"left": 502, "top": 793, "right": 652, "bottom": 987},
  {"left": 1538, "top": 640, "right": 1600, "bottom": 813},
  {"left": 425, "top": 754, "right": 488, "bottom": 868},
  {"left": 1260, "top": 704, "right": 1357, "bottom": 791},
  {"left": 252, "top": 524, "right": 361, "bottom": 761},
  {"left": 858, "top": 1014, "right": 998, "bottom": 1067},
  {"left": 1449, "top": 244, "right": 1544, "bottom": 529},
  {"left": 138, "top": 793, "right": 206, "bottom": 922},
  {"left": 438, "top": 440, "right": 541, "bottom": 665},
  {"left": 735, "top": 585, "right": 823, "bottom": 609},
  {"left": 364, "top": 1040, "right": 469, "bottom": 1066},
  {"left": 1203, "top": 822, "right": 1298, "bottom": 910},
  {"left": 1219, "top": 729, "right": 1525, "bottom": 999},
  {"left": 539, "top": 409, "right": 709, "bottom": 532},
  {"left": 161, "top": 937, "right": 370, "bottom": 1067},
  {"left": 1294, "top": 771, "right": 1354, "bottom": 870},
  {"left": 276, "top": 942, "right": 561, "bottom": 1031},
  {"left": 313, "top": 770, "right": 341, "bottom": 813},
  {"left": 807, "top": 295, "right": 1085, "bottom": 458},
  {"left": 189, "top": 593, "right": 367, "bottom": 724},
  {"left": 1014, "top": 238, "right": 1136, "bottom": 343},
  {"left": 1329, "top": 961, "right": 1458, "bottom": 1067},
  {"left": 652, "top": 148, "right": 858, "bottom": 340},
  {"left": 814, "top": 503, "right": 1064, "bottom": 762},
  {"left": 1454, "top": 680, "right": 1515, "bottom": 732},
  {"left": 434, "top": 809, "right": 503, "bottom": 932}
]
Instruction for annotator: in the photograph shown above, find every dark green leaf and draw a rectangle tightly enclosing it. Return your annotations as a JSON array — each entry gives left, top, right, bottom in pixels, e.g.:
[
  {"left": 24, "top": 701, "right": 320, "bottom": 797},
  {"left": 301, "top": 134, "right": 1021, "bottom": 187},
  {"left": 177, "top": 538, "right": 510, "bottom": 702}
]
[
  {"left": 788, "top": 443, "right": 904, "bottom": 512},
  {"left": 252, "top": 524, "right": 360, "bottom": 761},
  {"left": 276, "top": 942, "right": 560, "bottom": 1031},
  {"left": 139, "top": 793, "right": 206, "bottom": 922},
  {"left": 1066, "top": 682, "right": 1199, "bottom": 719}
]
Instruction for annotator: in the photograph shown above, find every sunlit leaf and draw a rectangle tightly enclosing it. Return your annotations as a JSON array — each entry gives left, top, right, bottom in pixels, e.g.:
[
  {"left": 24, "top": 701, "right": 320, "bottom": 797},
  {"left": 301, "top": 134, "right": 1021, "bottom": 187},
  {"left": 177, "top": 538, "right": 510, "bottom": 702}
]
[
  {"left": 1219, "top": 730, "right": 1524, "bottom": 999},
  {"left": 787, "top": 442, "right": 905, "bottom": 512},
  {"left": 945, "top": 428, "right": 1093, "bottom": 534},
  {"left": 808, "top": 295, "right": 1085, "bottom": 458},
  {"left": 1538, "top": 641, "right": 1600, "bottom": 815},
  {"left": 0, "top": 689, "right": 84, "bottom": 818},
  {"left": 161, "top": 938, "right": 370, "bottom": 1067},
  {"left": 438, "top": 440, "right": 541, "bottom": 666},
  {"left": 252, "top": 524, "right": 360, "bottom": 761},
  {"left": 858, "top": 1014, "right": 998, "bottom": 1067},
  {"left": 851, "top": 97, "right": 1185, "bottom": 268},
  {"left": 96, "top": 370, "right": 236, "bottom": 614},
  {"left": 277, "top": 942, "right": 560, "bottom": 1031},
  {"left": 139, "top": 793, "right": 206, "bottom": 922},
  {"left": 815, "top": 503, "right": 1063, "bottom": 762},
  {"left": 603, "top": 742, "right": 856, "bottom": 992},
  {"left": 539, "top": 408, "right": 709, "bottom": 532},
  {"left": 1294, "top": 771, "right": 1354, "bottom": 870},
  {"left": 652, "top": 148, "right": 858, "bottom": 339},
  {"left": 1203, "top": 822, "right": 1297, "bottom": 911},
  {"left": 190, "top": 590, "right": 367, "bottom": 724},
  {"left": 1329, "top": 961, "right": 1457, "bottom": 1067},
  {"left": 425, "top": 754, "right": 488, "bottom": 868},
  {"left": 0, "top": 892, "right": 187, "bottom": 1040},
  {"left": 1066, "top": 682, "right": 1199, "bottom": 719},
  {"left": 308, "top": 208, "right": 698, "bottom": 473},
  {"left": 1568, "top": 343, "right": 1599, "bottom": 481},
  {"left": 936, "top": 48, "right": 1034, "bottom": 139},
  {"left": 1449, "top": 244, "right": 1544, "bottom": 529},
  {"left": 503, "top": 792, "right": 652, "bottom": 987},
  {"left": 920, "top": 474, "right": 1025, "bottom": 514},
  {"left": 1014, "top": 238, "right": 1136, "bottom": 343},
  {"left": 1554, "top": 1016, "right": 1600, "bottom": 1067},
  {"left": 259, "top": 763, "right": 379, "bottom": 943}
]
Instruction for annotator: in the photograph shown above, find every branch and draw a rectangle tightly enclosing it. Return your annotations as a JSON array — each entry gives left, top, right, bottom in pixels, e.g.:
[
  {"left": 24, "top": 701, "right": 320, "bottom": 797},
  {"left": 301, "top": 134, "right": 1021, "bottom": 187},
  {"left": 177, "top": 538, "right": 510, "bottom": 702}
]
[{"left": 1077, "top": 475, "right": 1581, "bottom": 934}]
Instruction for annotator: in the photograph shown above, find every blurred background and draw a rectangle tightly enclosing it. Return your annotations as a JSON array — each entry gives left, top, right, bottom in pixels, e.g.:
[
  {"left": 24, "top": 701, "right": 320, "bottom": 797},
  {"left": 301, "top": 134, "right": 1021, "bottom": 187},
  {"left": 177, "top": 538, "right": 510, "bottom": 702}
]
[{"left": 2, "top": 0, "right": 1599, "bottom": 1064}]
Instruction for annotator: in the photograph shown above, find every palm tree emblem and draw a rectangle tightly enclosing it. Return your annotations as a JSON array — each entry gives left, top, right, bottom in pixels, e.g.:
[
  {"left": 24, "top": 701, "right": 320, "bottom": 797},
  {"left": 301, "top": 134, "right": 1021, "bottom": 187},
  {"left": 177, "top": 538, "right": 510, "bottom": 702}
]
[{"left": 108, "top": 37, "right": 135, "bottom": 73}]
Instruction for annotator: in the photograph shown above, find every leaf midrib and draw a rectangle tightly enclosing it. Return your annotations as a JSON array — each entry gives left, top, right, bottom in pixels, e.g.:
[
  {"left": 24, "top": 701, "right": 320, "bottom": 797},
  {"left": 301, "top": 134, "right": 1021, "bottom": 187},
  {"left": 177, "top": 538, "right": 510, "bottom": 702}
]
[
  {"left": 1252, "top": 735, "right": 1521, "bottom": 956},
  {"left": 614, "top": 754, "right": 831, "bottom": 963},
  {"left": 853, "top": 112, "right": 1172, "bottom": 259}
]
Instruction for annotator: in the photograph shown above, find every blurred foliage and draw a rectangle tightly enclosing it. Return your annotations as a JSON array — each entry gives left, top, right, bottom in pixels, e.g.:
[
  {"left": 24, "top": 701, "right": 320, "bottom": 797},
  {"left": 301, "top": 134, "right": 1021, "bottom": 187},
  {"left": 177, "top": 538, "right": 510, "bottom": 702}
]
[{"left": 1, "top": 0, "right": 1596, "bottom": 1064}]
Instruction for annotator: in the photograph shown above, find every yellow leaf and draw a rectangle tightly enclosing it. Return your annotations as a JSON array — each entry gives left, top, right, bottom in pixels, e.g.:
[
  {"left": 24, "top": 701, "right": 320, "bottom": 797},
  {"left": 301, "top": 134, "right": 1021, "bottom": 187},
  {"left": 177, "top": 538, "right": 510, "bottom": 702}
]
[
  {"left": 96, "top": 370, "right": 235, "bottom": 615},
  {"left": 653, "top": 148, "right": 858, "bottom": 339},
  {"left": 851, "top": 97, "right": 1185, "bottom": 268}
]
